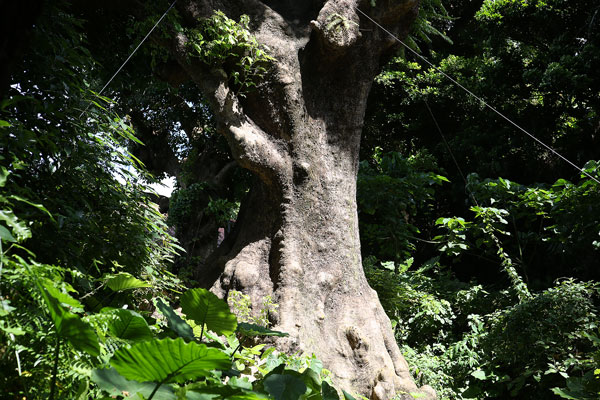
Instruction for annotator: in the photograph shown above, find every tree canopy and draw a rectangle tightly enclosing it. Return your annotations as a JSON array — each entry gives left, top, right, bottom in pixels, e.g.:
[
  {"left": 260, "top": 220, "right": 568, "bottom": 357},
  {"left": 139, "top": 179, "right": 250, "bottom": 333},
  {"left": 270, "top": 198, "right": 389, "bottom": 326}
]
[{"left": 1, "top": 0, "right": 600, "bottom": 399}]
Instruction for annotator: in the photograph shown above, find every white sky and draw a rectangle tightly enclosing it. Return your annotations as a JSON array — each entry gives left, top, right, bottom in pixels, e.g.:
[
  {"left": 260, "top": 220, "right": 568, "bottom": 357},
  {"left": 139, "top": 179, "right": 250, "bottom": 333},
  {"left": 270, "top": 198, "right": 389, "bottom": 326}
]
[{"left": 150, "top": 175, "right": 175, "bottom": 197}]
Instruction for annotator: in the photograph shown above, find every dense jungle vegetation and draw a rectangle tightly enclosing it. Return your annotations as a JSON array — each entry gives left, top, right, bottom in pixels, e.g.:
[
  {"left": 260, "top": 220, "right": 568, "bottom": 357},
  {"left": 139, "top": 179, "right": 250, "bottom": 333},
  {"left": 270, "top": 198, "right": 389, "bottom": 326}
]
[{"left": 1, "top": 0, "right": 599, "bottom": 399}]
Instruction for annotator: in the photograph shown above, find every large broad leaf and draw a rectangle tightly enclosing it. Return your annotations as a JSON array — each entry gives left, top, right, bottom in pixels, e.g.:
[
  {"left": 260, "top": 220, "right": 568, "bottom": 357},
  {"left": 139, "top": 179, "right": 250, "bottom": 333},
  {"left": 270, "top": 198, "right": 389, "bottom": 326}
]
[
  {"left": 185, "top": 383, "right": 269, "bottom": 400},
  {"left": 0, "top": 210, "right": 31, "bottom": 241},
  {"left": 237, "top": 323, "right": 288, "bottom": 338},
  {"left": 105, "top": 272, "right": 151, "bottom": 291},
  {"left": 42, "top": 278, "right": 84, "bottom": 312},
  {"left": 321, "top": 381, "right": 339, "bottom": 400},
  {"left": 39, "top": 281, "right": 100, "bottom": 356},
  {"left": 342, "top": 390, "right": 357, "bottom": 400},
  {"left": 91, "top": 367, "right": 175, "bottom": 400},
  {"left": 263, "top": 374, "right": 307, "bottom": 400},
  {"left": 0, "top": 225, "right": 16, "bottom": 242},
  {"left": 155, "top": 298, "right": 194, "bottom": 340},
  {"left": 110, "top": 337, "right": 231, "bottom": 384},
  {"left": 180, "top": 288, "right": 237, "bottom": 336},
  {"left": 105, "top": 309, "right": 153, "bottom": 341},
  {"left": 228, "top": 392, "right": 271, "bottom": 400}
]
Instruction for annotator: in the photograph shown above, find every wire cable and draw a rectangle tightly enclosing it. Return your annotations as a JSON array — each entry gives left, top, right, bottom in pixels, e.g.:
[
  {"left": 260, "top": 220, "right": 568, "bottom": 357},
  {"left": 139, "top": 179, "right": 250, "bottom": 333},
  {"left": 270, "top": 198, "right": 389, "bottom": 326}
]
[
  {"left": 355, "top": 6, "right": 600, "bottom": 185},
  {"left": 79, "top": 0, "right": 178, "bottom": 118},
  {"left": 423, "top": 99, "right": 480, "bottom": 206}
]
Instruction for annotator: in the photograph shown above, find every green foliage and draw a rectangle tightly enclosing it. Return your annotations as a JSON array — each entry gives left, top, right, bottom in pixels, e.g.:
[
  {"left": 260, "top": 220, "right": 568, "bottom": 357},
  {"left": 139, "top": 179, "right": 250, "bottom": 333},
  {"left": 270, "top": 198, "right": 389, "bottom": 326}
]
[
  {"left": 105, "top": 309, "right": 153, "bottom": 341},
  {"left": 228, "top": 290, "right": 278, "bottom": 327},
  {"left": 358, "top": 150, "right": 448, "bottom": 262},
  {"left": 263, "top": 374, "right": 307, "bottom": 400},
  {"left": 110, "top": 338, "right": 231, "bottom": 383},
  {"left": 180, "top": 287, "right": 238, "bottom": 337},
  {"left": 183, "top": 11, "right": 273, "bottom": 94},
  {"left": 237, "top": 323, "right": 289, "bottom": 338},
  {"left": 155, "top": 298, "right": 196, "bottom": 340},
  {"left": 92, "top": 367, "right": 176, "bottom": 400},
  {"left": 104, "top": 272, "right": 152, "bottom": 292},
  {"left": 168, "top": 182, "right": 208, "bottom": 229}
]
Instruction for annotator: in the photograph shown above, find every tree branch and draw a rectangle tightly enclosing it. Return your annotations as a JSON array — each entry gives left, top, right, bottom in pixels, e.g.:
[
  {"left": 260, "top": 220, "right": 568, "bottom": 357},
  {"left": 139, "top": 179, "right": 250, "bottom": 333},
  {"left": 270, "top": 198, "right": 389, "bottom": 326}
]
[
  {"left": 310, "top": 0, "right": 362, "bottom": 56},
  {"left": 167, "top": 31, "right": 291, "bottom": 185}
]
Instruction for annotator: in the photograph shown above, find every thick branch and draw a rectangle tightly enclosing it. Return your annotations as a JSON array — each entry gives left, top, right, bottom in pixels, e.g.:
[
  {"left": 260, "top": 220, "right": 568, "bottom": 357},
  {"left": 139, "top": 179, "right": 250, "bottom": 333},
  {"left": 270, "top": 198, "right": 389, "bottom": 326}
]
[
  {"left": 310, "top": 0, "right": 362, "bottom": 55},
  {"left": 168, "top": 32, "right": 291, "bottom": 186}
]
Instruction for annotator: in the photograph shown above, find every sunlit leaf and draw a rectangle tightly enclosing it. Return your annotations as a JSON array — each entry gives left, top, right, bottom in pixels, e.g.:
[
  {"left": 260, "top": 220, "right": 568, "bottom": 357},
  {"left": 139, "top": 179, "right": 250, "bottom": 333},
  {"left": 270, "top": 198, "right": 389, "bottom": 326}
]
[
  {"left": 237, "top": 323, "right": 288, "bottom": 338},
  {"left": 110, "top": 337, "right": 231, "bottom": 383},
  {"left": 180, "top": 288, "right": 237, "bottom": 336},
  {"left": 105, "top": 272, "right": 151, "bottom": 291}
]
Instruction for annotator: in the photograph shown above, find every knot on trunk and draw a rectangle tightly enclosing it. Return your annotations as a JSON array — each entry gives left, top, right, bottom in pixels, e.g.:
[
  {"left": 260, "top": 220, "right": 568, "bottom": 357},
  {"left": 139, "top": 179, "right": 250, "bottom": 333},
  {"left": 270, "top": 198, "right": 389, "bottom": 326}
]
[
  {"left": 345, "top": 326, "right": 366, "bottom": 350},
  {"left": 310, "top": 0, "right": 361, "bottom": 55}
]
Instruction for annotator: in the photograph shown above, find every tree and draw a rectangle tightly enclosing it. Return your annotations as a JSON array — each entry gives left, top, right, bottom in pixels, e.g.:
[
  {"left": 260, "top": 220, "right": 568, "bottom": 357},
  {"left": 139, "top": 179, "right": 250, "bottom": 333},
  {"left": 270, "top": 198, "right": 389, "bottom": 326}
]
[{"left": 143, "top": 1, "right": 437, "bottom": 398}]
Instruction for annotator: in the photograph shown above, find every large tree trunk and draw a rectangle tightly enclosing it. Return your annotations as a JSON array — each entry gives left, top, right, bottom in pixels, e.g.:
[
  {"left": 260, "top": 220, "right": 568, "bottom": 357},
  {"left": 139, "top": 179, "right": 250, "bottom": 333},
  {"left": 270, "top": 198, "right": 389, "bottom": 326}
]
[{"left": 165, "top": 1, "right": 436, "bottom": 398}]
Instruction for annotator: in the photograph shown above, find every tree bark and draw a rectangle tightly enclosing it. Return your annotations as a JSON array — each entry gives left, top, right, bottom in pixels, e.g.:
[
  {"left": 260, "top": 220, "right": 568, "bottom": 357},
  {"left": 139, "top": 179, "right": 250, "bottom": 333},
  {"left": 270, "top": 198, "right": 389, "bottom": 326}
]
[{"left": 165, "top": 1, "right": 436, "bottom": 398}]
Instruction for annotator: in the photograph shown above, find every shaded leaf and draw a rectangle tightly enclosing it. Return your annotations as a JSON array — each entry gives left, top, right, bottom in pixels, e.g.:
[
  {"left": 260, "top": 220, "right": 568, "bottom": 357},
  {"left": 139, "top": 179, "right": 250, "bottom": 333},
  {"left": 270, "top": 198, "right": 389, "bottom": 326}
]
[
  {"left": 91, "top": 367, "right": 175, "bottom": 400},
  {"left": 0, "top": 225, "right": 16, "bottom": 242},
  {"left": 322, "top": 381, "right": 339, "bottom": 400},
  {"left": 39, "top": 281, "right": 99, "bottom": 356},
  {"left": 263, "top": 374, "right": 307, "bottom": 400},
  {"left": 155, "top": 298, "right": 194, "bottom": 340},
  {"left": 106, "top": 308, "right": 153, "bottom": 341}
]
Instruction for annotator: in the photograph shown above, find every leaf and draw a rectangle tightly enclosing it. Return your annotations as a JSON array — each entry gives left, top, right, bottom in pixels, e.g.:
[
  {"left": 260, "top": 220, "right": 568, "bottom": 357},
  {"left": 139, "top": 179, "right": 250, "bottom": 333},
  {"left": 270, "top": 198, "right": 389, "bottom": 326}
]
[
  {"left": 7, "top": 195, "right": 53, "bottom": 218},
  {"left": 0, "top": 225, "right": 16, "bottom": 242},
  {"left": 322, "top": 381, "right": 339, "bottom": 400},
  {"left": 91, "top": 367, "right": 175, "bottom": 400},
  {"left": 42, "top": 279, "right": 84, "bottom": 311},
  {"left": 301, "top": 367, "right": 322, "bottom": 392},
  {"left": 0, "top": 299, "right": 16, "bottom": 316},
  {"left": 155, "top": 298, "right": 195, "bottom": 340},
  {"left": 0, "top": 321, "right": 25, "bottom": 336},
  {"left": 551, "top": 387, "right": 579, "bottom": 400},
  {"left": 180, "top": 288, "right": 237, "bottom": 336},
  {"left": 0, "top": 120, "right": 11, "bottom": 127},
  {"left": 105, "top": 272, "right": 151, "bottom": 291},
  {"left": 227, "top": 391, "right": 271, "bottom": 400},
  {"left": 110, "top": 337, "right": 231, "bottom": 384},
  {"left": 471, "top": 370, "right": 487, "bottom": 380},
  {"left": 237, "top": 323, "right": 288, "bottom": 338},
  {"left": 0, "top": 166, "right": 8, "bottom": 187},
  {"left": 343, "top": 390, "right": 357, "bottom": 400},
  {"left": 106, "top": 309, "right": 153, "bottom": 341},
  {"left": 38, "top": 281, "right": 100, "bottom": 356},
  {"left": 263, "top": 374, "right": 307, "bottom": 400},
  {"left": 0, "top": 210, "right": 31, "bottom": 241}
]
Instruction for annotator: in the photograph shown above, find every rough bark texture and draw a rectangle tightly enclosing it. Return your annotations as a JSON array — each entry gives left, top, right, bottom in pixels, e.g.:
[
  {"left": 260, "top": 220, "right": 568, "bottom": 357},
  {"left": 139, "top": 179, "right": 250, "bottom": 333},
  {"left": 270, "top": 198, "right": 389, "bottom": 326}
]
[{"left": 165, "top": 1, "right": 436, "bottom": 398}]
